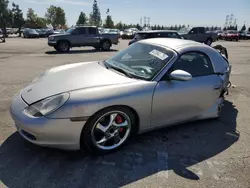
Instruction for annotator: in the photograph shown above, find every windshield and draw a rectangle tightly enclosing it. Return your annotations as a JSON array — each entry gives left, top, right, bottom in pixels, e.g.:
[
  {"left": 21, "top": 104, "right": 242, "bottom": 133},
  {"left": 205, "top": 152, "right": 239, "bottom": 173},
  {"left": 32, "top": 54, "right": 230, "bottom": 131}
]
[
  {"left": 29, "top": 29, "right": 37, "bottom": 33},
  {"left": 66, "top": 28, "right": 74, "bottom": 34},
  {"left": 105, "top": 42, "right": 174, "bottom": 80},
  {"left": 178, "top": 27, "right": 191, "bottom": 34},
  {"left": 124, "top": 29, "right": 132, "bottom": 32}
]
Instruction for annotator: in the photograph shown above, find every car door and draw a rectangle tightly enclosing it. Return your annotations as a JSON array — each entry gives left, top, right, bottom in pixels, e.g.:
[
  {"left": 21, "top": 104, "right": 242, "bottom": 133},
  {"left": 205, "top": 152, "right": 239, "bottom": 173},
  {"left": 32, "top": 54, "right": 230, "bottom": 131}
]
[
  {"left": 151, "top": 51, "right": 222, "bottom": 128},
  {"left": 187, "top": 27, "right": 199, "bottom": 41},
  {"left": 70, "top": 27, "right": 87, "bottom": 46},
  {"left": 197, "top": 27, "right": 206, "bottom": 42},
  {"left": 85, "top": 27, "right": 100, "bottom": 45}
]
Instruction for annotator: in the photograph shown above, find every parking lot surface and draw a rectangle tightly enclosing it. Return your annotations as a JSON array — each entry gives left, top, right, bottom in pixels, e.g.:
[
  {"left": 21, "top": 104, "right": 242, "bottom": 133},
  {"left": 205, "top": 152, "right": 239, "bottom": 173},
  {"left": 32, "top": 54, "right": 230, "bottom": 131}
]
[{"left": 0, "top": 38, "right": 250, "bottom": 188}]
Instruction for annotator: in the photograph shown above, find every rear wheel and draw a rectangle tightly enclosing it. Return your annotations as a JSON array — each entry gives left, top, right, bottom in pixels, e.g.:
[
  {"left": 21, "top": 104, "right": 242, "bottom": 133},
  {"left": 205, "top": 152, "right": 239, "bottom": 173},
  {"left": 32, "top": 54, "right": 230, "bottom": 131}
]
[
  {"left": 101, "top": 40, "right": 111, "bottom": 51},
  {"left": 81, "top": 106, "right": 136, "bottom": 154}
]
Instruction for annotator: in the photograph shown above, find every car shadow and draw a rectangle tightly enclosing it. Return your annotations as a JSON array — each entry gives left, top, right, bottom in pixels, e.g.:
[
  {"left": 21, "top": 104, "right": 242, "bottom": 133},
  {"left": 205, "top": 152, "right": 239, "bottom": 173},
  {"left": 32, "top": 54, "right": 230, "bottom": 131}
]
[
  {"left": 45, "top": 49, "right": 118, "bottom": 55},
  {"left": 0, "top": 100, "right": 239, "bottom": 188}
]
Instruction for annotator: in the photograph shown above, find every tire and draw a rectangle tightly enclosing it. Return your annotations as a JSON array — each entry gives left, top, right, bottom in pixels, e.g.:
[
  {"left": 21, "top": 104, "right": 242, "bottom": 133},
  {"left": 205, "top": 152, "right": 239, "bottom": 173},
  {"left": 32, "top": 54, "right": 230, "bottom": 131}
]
[
  {"left": 101, "top": 40, "right": 111, "bottom": 51},
  {"left": 205, "top": 38, "right": 212, "bottom": 46},
  {"left": 80, "top": 106, "right": 137, "bottom": 155},
  {"left": 57, "top": 41, "right": 70, "bottom": 53}
]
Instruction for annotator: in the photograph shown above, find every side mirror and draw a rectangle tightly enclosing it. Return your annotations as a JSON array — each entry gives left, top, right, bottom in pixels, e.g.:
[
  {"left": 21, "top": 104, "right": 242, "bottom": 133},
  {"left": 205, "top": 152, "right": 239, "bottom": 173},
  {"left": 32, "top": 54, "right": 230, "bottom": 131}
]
[
  {"left": 169, "top": 70, "right": 192, "bottom": 81},
  {"left": 189, "top": 30, "right": 195, "bottom": 34}
]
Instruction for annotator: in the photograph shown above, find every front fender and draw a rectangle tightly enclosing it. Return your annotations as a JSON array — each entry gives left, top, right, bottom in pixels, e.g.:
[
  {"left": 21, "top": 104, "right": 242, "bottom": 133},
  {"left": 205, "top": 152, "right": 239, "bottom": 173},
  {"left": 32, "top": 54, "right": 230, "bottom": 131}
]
[{"left": 46, "top": 81, "right": 157, "bottom": 131}]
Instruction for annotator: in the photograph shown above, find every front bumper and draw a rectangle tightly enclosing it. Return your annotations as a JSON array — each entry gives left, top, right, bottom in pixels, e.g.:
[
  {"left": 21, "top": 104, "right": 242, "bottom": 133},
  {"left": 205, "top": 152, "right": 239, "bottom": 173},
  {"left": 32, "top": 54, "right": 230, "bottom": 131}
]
[
  {"left": 9, "top": 93, "right": 86, "bottom": 150},
  {"left": 48, "top": 40, "right": 57, "bottom": 47}
]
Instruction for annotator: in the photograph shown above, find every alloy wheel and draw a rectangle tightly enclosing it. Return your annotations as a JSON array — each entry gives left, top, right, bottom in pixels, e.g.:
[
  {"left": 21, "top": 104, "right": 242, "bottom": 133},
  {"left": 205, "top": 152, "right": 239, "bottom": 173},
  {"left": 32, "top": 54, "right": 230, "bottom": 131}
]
[{"left": 91, "top": 111, "right": 131, "bottom": 150}]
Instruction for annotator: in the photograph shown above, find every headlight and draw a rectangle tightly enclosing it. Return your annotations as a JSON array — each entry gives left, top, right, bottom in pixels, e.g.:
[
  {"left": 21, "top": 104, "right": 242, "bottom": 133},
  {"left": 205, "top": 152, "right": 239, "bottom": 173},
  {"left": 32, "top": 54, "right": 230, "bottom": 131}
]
[
  {"left": 49, "top": 36, "right": 54, "bottom": 41},
  {"left": 24, "top": 93, "right": 70, "bottom": 117}
]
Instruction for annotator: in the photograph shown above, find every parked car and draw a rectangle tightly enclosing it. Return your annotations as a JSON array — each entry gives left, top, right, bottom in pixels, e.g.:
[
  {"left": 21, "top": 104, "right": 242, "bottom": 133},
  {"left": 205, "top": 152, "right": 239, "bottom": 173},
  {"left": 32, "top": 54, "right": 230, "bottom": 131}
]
[
  {"left": 121, "top": 28, "right": 139, "bottom": 39},
  {"left": 214, "top": 30, "right": 223, "bottom": 40},
  {"left": 128, "top": 30, "right": 182, "bottom": 45},
  {"left": 45, "top": 29, "right": 55, "bottom": 37},
  {"left": 23, "top": 28, "right": 39, "bottom": 38},
  {"left": 107, "top": 29, "right": 121, "bottom": 37},
  {"left": 223, "top": 30, "right": 239, "bottom": 41},
  {"left": 238, "top": 31, "right": 249, "bottom": 40},
  {"left": 48, "top": 26, "right": 119, "bottom": 52},
  {"left": 178, "top": 27, "right": 218, "bottom": 45},
  {"left": 10, "top": 38, "right": 231, "bottom": 154},
  {"left": 36, "top": 29, "right": 48, "bottom": 38},
  {"left": 0, "top": 29, "right": 5, "bottom": 42},
  {"left": 246, "top": 32, "right": 250, "bottom": 39}
]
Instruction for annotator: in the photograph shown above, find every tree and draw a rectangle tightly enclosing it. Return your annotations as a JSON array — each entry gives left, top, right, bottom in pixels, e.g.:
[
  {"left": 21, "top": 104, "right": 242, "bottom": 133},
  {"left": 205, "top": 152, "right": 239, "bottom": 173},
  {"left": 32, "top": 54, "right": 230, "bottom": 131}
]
[
  {"left": 12, "top": 3, "right": 25, "bottom": 36},
  {"left": 89, "top": 0, "right": 102, "bottom": 26},
  {"left": 103, "top": 15, "right": 114, "bottom": 28},
  {"left": 45, "top": 5, "right": 66, "bottom": 27},
  {"left": 115, "top": 21, "right": 123, "bottom": 30},
  {"left": 36, "top": 17, "right": 46, "bottom": 28},
  {"left": 26, "top": 8, "right": 37, "bottom": 27},
  {"left": 5, "top": 9, "right": 13, "bottom": 27},
  {"left": 25, "top": 8, "right": 46, "bottom": 28},
  {"left": 0, "top": 0, "right": 9, "bottom": 35},
  {"left": 103, "top": 9, "right": 114, "bottom": 28},
  {"left": 76, "top": 12, "right": 88, "bottom": 25},
  {"left": 241, "top": 24, "right": 246, "bottom": 31},
  {"left": 173, "top": 24, "right": 178, "bottom": 30}
]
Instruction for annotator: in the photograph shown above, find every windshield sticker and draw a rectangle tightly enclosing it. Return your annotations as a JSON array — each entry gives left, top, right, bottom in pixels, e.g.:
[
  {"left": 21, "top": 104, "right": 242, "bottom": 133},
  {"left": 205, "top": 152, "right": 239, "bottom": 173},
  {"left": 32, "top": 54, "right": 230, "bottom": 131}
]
[{"left": 149, "top": 49, "right": 168, "bottom": 60}]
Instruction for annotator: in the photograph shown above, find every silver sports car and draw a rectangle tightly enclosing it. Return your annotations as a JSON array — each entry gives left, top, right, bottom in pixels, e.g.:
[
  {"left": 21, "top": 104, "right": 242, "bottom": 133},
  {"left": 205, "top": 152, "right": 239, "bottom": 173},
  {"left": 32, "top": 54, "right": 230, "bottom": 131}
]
[{"left": 10, "top": 38, "right": 231, "bottom": 154}]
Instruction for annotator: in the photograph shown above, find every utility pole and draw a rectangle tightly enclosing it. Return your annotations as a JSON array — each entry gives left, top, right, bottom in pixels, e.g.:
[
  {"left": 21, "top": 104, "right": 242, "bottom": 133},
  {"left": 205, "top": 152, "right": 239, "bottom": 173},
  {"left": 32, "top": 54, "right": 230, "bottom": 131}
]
[{"left": 147, "top": 17, "right": 150, "bottom": 27}]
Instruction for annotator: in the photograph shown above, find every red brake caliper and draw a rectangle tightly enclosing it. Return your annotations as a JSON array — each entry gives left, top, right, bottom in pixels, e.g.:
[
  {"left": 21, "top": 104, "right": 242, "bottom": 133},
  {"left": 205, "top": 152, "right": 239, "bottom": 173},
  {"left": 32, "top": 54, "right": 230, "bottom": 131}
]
[{"left": 115, "top": 115, "right": 124, "bottom": 132}]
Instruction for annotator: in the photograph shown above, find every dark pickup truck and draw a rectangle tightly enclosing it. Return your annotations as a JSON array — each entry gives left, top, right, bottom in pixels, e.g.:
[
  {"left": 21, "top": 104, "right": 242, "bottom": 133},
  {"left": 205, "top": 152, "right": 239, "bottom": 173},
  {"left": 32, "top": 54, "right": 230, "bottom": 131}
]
[
  {"left": 48, "top": 26, "right": 119, "bottom": 52},
  {"left": 178, "top": 27, "right": 218, "bottom": 46}
]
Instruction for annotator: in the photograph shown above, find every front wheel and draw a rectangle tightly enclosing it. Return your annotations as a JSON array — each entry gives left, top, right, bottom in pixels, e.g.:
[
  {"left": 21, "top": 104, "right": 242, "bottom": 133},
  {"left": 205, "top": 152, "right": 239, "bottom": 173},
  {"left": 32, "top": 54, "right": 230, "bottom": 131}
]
[
  {"left": 81, "top": 106, "right": 136, "bottom": 154},
  {"left": 57, "top": 41, "right": 70, "bottom": 53},
  {"left": 205, "top": 38, "right": 212, "bottom": 46}
]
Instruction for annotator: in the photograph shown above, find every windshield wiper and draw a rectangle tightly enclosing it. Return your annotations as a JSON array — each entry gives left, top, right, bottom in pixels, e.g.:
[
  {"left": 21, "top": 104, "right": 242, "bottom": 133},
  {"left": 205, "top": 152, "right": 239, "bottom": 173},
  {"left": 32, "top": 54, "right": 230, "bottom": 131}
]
[{"left": 107, "top": 64, "right": 134, "bottom": 78}]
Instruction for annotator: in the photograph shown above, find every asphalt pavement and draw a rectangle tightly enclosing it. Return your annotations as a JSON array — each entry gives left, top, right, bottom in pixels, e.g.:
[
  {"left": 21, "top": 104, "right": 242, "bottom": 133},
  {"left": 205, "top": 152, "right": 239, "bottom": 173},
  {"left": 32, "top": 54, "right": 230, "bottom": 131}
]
[{"left": 0, "top": 38, "right": 249, "bottom": 188}]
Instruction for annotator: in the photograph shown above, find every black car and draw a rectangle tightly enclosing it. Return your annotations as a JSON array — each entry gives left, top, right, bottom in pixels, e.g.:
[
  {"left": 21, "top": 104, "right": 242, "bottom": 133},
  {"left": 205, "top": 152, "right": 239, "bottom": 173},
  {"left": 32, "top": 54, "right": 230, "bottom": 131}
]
[
  {"left": 36, "top": 29, "right": 48, "bottom": 37},
  {"left": 23, "top": 28, "right": 39, "bottom": 38},
  {"left": 128, "top": 30, "right": 182, "bottom": 45}
]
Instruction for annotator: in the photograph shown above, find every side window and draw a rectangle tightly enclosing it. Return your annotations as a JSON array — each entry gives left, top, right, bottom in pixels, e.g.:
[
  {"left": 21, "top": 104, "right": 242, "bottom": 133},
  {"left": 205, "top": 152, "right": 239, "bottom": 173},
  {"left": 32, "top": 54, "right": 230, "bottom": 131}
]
[
  {"left": 74, "top": 27, "right": 86, "bottom": 35},
  {"left": 160, "top": 33, "right": 170, "bottom": 38},
  {"left": 189, "top": 28, "right": 198, "bottom": 34},
  {"left": 199, "top": 27, "right": 205, "bottom": 34},
  {"left": 148, "top": 33, "right": 161, "bottom": 38},
  {"left": 88, "top": 27, "right": 97, "bottom": 34},
  {"left": 167, "top": 32, "right": 181, "bottom": 38},
  {"left": 169, "top": 52, "right": 214, "bottom": 77}
]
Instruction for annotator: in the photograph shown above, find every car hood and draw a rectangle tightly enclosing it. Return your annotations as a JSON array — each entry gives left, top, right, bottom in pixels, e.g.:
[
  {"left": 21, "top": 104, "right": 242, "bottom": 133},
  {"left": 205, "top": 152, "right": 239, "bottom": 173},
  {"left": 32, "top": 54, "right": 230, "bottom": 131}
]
[{"left": 21, "top": 61, "right": 137, "bottom": 104}]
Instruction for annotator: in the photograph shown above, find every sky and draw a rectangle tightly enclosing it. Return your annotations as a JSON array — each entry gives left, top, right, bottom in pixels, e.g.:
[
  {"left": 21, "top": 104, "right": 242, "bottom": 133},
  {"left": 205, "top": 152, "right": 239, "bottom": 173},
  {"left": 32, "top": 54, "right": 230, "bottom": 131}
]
[{"left": 11, "top": 0, "right": 250, "bottom": 28}]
